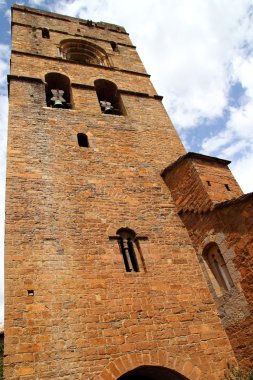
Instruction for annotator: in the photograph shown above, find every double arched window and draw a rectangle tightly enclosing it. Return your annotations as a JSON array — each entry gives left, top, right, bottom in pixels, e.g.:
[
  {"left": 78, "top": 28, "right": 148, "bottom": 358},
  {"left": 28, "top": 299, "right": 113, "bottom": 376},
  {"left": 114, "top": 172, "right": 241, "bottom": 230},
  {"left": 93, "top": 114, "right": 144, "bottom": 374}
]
[
  {"left": 116, "top": 228, "right": 139, "bottom": 272},
  {"left": 203, "top": 243, "right": 233, "bottom": 293}
]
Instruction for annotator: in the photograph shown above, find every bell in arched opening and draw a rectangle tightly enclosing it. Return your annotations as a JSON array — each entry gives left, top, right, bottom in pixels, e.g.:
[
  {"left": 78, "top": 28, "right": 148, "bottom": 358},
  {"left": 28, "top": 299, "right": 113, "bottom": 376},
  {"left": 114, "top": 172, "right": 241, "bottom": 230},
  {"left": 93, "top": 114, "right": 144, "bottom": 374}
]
[
  {"left": 45, "top": 72, "right": 73, "bottom": 109},
  {"left": 94, "top": 79, "right": 126, "bottom": 116}
]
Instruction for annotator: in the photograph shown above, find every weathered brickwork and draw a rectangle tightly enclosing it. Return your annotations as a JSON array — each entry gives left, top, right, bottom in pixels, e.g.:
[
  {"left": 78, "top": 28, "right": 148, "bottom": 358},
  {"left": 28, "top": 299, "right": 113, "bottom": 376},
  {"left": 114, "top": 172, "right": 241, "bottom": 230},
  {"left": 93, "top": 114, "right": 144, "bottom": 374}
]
[
  {"left": 4, "top": 5, "right": 244, "bottom": 380},
  {"left": 163, "top": 154, "right": 253, "bottom": 369}
]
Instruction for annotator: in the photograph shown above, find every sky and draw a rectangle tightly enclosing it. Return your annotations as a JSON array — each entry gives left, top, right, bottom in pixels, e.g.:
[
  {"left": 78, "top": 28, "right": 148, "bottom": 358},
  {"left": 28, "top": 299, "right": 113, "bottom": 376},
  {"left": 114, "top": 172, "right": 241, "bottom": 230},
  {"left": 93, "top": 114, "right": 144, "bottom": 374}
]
[{"left": 0, "top": 0, "right": 253, "bottom": 323}]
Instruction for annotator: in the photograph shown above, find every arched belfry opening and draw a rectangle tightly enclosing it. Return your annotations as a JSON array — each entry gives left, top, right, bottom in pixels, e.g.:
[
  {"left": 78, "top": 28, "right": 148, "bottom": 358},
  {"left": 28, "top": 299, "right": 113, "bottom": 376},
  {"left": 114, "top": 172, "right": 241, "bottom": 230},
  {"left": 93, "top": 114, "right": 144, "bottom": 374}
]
[
  {"left": 94, "top": 79, "right": 126, "bottom": 115},
  {"left": 45, "top": 72, "right": 73, "bottom": 109},
  {"left": 60, "top": 39, "right": 110, "bottom": 66},
  {"left": 117, "top": 365, "right": 189, "bottom": 380}
]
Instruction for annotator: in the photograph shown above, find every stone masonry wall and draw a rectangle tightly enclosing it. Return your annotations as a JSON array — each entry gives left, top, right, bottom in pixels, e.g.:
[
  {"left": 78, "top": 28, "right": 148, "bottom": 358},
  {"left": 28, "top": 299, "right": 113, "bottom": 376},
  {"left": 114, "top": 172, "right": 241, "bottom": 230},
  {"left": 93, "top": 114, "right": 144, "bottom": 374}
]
[
  {"left": 179, "top": 200, "right": 253, "bottom": 369},
  {"left": 163, "top": 156, "right": 253, "bottom": 369},
  {"left": 4, "top": 5, "right": 237, "bottom": 379}
]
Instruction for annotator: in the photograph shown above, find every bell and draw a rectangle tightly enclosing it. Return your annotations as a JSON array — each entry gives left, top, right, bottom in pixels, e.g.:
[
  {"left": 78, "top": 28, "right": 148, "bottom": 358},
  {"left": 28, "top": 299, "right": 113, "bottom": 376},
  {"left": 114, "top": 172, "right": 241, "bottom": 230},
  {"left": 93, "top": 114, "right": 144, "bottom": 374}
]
[
  {"left": 100, "top": 100, "right": 114, "bottom": 113},
  {"left": 51, "top": 89, "right": 66, "bottom": 108},
  {"left": 53, "top": 99, "right": 64, "bottom": 108}
]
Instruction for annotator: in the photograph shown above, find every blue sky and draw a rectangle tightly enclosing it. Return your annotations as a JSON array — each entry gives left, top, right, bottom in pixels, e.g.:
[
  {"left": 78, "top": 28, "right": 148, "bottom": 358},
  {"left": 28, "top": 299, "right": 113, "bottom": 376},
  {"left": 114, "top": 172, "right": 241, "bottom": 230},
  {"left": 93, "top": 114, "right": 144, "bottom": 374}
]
[{"left": 1, "top": 0, "right": 253, "bottom": 323}]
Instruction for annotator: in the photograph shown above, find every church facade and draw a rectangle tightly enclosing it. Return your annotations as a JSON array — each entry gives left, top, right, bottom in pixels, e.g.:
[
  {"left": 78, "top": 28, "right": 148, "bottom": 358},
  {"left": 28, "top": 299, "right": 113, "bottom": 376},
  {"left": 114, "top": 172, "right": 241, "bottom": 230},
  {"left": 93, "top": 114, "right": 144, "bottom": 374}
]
[{"left": 4, "top": 5, "right": 253, "bottom": 379}]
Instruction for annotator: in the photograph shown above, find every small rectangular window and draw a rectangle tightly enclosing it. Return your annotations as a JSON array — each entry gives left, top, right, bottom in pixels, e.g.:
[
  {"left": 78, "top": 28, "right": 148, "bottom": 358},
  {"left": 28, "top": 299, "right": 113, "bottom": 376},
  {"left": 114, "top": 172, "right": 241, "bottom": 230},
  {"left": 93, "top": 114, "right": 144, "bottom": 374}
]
[
  {"left": 225, "top": 184, "right": 231, "bottom": 191},
  {"left": 42, "top": 28, "right": 50, "bottom": 39},
  {"left": 110, "top": 41, "right": 119, "bottom": 52}
]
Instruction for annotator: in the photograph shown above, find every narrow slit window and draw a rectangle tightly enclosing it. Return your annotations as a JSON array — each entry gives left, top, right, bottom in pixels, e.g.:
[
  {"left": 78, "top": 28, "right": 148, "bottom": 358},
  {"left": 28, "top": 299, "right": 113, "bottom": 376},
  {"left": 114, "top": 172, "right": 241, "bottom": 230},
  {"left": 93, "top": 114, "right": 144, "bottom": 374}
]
[
  {"left": 77, "top": 133, "right": 89, "bottom": 147},
  {"left": 225, "top": 184, "right": 231, "bottom": 191},
  {"left": 42, "top": 28, "right": 50, "bottom": 39},
  {"left": 207, "top": 181, "right": 211, "bottom": 186},
  {"left": 117, "top": 228, "right": 139, "bottom": 272}
]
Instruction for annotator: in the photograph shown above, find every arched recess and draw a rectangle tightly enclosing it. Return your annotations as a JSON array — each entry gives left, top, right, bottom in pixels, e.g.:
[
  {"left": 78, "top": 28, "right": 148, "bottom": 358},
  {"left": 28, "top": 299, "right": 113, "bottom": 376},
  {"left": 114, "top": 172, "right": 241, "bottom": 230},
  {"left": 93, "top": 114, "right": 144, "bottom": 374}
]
[
  {"left": 45, "top": 72, "right": 73, "bottom": 109},
  {"left": 60, "top": 39, "right": 110, "bottom": 66},
  {"left": 94, "top": 79, "right": 126, "bottom": 115},
  {"left": 203, "top": 242, "right": 234, "bottom": 294},
  {"left": 118, "top": 365, "right": 188, "bottom": 380}
]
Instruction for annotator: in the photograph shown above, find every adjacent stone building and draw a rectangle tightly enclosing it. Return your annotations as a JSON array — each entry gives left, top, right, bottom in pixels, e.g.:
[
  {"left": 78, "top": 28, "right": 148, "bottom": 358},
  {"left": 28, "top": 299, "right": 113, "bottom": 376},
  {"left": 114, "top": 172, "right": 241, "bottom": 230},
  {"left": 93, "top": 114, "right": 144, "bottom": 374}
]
[{"left": 4, "top": 4, "right": 253, "bottom": 379}]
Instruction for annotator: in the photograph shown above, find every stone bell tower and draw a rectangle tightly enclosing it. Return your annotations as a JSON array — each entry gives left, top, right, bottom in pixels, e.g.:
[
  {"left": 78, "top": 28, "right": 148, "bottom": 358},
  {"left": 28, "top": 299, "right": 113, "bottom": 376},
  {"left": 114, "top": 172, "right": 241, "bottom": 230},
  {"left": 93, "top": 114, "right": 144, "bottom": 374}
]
[{"left": 5, "top": 4, "right": 239, "bottom": 380}]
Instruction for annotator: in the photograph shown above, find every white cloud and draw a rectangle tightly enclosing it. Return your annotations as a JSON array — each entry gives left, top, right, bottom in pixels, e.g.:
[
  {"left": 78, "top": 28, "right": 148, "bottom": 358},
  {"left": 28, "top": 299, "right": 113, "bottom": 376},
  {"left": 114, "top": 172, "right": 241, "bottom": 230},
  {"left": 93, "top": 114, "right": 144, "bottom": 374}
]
[
  {"left": 0, "top": 94, "right": 8, "bottom": 324},
  {"left": 0, "top": 306, "right": 3, "bottom": 324},
  {"left": 4, "top": 8, "right": 11, "bottom": 22},
  {"left": 28, "top": 0, "right": 47, "bottom": 6},
  {"left": 50, "top": 0, "right": 88, "bottom": 18},
  {"left": 0, "top": 44, "right": 10, "bottom": 90},
  {"left": 201, "top": 130, "right": 234, "bottom": 155},
  {"left": 231, "top": 152, "right": 253, "bottom": 193}
]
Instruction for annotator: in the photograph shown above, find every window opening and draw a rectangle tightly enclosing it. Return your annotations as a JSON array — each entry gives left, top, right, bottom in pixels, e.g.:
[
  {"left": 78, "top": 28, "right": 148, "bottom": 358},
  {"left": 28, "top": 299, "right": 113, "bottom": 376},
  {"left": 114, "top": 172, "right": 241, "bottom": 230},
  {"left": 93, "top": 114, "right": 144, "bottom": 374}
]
[
  {"left": 110, "top": 41, "right": 118, "bottom": 52},
  {"left": 94, "top": 79, "right": 125, "bottom": 116},
  {"left": 117, "top": 228, "right": 139, "bottom": 272},
  {"left": 27, "top": 290, "right": 34, "bottom": 296},
  {"left": 42, "top": 28, "right": 50, "bottom": 39},
  {"left": 60, "top": 39, "right": 110, "bottom": 66},
  {"left": 207, "top": 181, "right": 211, "bottom": 186},
  {"left": 225, "top": 184, "right": 231, "bottom": 191},
  {"left": 204, "top": 243, "right": 233, "bottom": 293},
  {"left": 77, "top": 133, "right": 89, "bottom": 147},
  {"left": 45, "top": 73, "right": 72, "bottom": 109}
]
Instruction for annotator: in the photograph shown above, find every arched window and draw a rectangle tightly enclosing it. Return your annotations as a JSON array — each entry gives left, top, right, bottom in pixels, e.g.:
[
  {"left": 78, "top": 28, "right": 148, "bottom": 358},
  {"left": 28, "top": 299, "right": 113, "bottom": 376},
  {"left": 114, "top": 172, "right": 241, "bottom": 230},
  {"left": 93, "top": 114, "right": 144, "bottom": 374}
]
[
  {"left": 203, "top": 243, "right": 234, "bottom": 293},
  {"left": 45, "top": 73, "right": 72, "bottom": 109},
  {"left": 77, "top": 133, "right": 89, "bottom": 147},
  {"left": 60, "top": 39, "right": 110, "bottom": 66},
  {"left": 42, "top": 28, "right": 50, "bottom": 39},
  {"left": 116, "top": 228, "right": 139, "bottom": 272},
  {"left": 94, "top": 79, "right": 125, "bottom": 116}
]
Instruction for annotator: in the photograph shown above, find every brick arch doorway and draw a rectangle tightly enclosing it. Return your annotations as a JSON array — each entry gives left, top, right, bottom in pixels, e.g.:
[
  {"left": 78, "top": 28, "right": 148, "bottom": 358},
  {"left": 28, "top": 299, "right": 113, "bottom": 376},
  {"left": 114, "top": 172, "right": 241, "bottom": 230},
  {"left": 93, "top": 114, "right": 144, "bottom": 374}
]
[{"left": 117, "top": 365, "right": 189, "bottom": 380}]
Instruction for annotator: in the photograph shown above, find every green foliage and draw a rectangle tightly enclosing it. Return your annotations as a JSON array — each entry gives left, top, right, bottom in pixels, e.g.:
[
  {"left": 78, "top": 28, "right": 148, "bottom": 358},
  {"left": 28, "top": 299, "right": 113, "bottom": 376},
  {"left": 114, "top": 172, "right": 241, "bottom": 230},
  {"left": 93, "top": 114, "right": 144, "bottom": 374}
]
[
  {"left": 0, "top": 342, "right": 3, "bottom": 380},
  {"left": 223, "top": 366, "right": 253, "bottom": 380}
]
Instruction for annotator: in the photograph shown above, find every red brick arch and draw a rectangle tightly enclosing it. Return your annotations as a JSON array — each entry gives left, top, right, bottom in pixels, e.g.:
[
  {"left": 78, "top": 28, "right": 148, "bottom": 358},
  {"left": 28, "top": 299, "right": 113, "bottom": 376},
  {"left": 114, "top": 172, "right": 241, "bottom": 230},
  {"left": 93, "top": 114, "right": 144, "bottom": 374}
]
[{"left": 92, "top": 352, "right": 202, "bottom": 380}]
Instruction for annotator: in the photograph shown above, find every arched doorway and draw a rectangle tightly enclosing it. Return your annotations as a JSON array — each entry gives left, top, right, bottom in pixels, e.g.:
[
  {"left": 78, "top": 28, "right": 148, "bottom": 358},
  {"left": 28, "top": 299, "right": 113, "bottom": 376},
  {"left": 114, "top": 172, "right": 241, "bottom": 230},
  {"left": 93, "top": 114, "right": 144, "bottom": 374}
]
[{"left": 117, "top": 365, "right": 189, "bottom": 380}]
